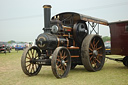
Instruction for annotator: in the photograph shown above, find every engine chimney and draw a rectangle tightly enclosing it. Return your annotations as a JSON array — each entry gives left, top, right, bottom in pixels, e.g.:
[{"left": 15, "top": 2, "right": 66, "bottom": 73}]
[{"left": 43, "top": 5, "right": 52, "bottom": 33}]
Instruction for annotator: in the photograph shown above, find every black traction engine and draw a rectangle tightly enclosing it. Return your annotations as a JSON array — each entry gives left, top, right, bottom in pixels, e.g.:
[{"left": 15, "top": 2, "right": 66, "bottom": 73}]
[{"left": 21, "top": 5, "right": 108, "bottom": 78}]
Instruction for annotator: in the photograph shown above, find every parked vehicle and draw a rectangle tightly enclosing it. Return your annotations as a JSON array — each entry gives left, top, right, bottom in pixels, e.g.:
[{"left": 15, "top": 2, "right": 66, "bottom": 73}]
[
  {"left": 10, "top": 43, "right": 17, "bottom": 49},
  {"left": 105, "top": 41, "right": 111, "bottom": 54},
  {"left": 15, "top": 44, "right": 25, "bottom": 51},
  {"left": 0, "top": 42, "right": 11, "bottom": 53},
  {"left": 109, "top": 20, "right": 128, "bottom": 67}
]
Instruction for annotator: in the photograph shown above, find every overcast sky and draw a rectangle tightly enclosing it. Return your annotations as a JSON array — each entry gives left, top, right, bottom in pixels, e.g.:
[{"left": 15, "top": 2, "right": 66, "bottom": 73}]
[{"left": 0, "top": 0, "right": 128, "bottom": 42}]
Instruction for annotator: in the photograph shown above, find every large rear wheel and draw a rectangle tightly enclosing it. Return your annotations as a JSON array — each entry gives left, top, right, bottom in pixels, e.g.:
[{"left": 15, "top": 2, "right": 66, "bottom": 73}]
[
  {"left": 51, "top": 47, "right": 71, "bottom": 78},
  {"left": 81, "top": 35, "right": 105, "bottom": 72}
]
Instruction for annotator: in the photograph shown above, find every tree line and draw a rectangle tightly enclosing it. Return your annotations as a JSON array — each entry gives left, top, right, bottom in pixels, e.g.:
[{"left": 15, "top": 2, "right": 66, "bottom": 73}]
[{"left": 102, "top": 36, "right": 110, "bottom": 42}]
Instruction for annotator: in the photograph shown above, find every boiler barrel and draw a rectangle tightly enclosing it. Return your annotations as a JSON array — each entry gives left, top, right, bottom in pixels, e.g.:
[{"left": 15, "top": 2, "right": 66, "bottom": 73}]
[{"left": 36, "top": 33, "right": 67, "bottom": 50}]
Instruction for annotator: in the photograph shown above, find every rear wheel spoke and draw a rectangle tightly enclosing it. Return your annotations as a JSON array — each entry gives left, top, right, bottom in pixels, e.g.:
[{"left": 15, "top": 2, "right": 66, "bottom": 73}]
[
  {"left": 96, "top": 46, "right": 102, "bottom": 50},
  {"left": 89, "top": 48, "right": 93, "bottom": 51},
  {"left": 63, "top": 65, "right": 66, "bottom": 70},
  {"left": 96, "top": 58, "right": 101, "bottom": 63},
  {"left": 89, "top": 52, "right": 93, "bottom": 55},
  {"left": 95, "top": 40, "right": 99, "bottom": 48},
  {"left": 63, "top": 55, "right": 67, "bottom": 60},
  {"left": 57, "top": 64, "right": 61, "bottom": 69},
  {"left": 90, "top": 55, "right": 93, "bottom": 60}
]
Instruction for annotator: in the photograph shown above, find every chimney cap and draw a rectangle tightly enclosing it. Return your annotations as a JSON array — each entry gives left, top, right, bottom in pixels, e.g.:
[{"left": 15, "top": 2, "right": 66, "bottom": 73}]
[{"left": 43, "top": 5, "right": 52, "bottom": 8}]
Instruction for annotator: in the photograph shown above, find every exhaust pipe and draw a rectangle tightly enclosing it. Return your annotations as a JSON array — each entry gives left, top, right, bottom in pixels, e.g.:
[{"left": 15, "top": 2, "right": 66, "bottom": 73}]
[{"left": 43, "top": 5, "right": 52, "bottom": 33}]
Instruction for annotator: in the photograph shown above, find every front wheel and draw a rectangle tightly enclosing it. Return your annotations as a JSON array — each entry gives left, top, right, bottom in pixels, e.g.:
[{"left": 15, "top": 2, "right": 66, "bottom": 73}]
[
  {"left": 21, "top": 46, "right": 42, "bottom": 76},
  {"left": 81, "top": 35, "right": 105, "bottom": 72},
  {"left": 51, "top": 47, "right": 71, "bottom": 78}
]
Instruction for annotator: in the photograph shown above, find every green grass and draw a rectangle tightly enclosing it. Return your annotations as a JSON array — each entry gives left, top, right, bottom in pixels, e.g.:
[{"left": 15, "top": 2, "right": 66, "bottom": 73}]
[{"left": 0, "top": 50, "right": 128, "bottom": 85}]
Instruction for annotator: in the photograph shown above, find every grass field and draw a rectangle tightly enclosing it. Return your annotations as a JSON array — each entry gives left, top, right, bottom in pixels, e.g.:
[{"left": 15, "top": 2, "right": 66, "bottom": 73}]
[{"left": 0, "top": 50, "right": 128, "bottom": 85}]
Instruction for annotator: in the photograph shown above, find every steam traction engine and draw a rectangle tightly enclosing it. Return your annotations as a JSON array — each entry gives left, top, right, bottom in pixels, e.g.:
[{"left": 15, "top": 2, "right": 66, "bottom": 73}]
[{"left": 21, "top": 5, "right": 108, "bottom": 78}]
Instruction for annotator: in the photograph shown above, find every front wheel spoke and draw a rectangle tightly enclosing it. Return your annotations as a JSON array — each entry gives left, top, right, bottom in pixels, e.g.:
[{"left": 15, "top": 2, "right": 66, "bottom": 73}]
[
  {"left": 26, "top": 56, "right": 31, "bottom": 59},
  {"left": 27, "top": 52, "right": 31, "bottom": 59},
  {"left": 31, "top": 64, "right": 34, "bottom": 73},
  {"left": 32, "top": 64, "right": 35, "bottom": 72},
  {"left": 31, "top": 50, "right": 34, "bottom": 58},
  {"left": 35, "top": 56, "right": 38, "bottom": 59},
  {"left": 27, "top": 64, "right": 31, "bottom": 71},
  {"left": 35, "top": 52, "right": 38, "bottom": 59},
  {"left": 35, "top": 64, "right": 38, "bottom": 70},
  {"left": 30, "top": 67, "right": 33, "bottom": 73},
  {"left": 33, "top": 50, "right": 35, "bottom": 57},
  {"left": 26, "top": 60, "right": 30, "bottom": 63},
  {"left": 26, "top": 63, "right": 31, "bottom": 67}
]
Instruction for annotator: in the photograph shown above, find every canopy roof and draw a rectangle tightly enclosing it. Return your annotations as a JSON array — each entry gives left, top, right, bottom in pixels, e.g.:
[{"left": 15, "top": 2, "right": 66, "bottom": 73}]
[
  {"left": 52, "top": 12, "right": 108, "bottom": 26},
  {"left": 109, "top": 20, "right": 128, "bottom": 24}
]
